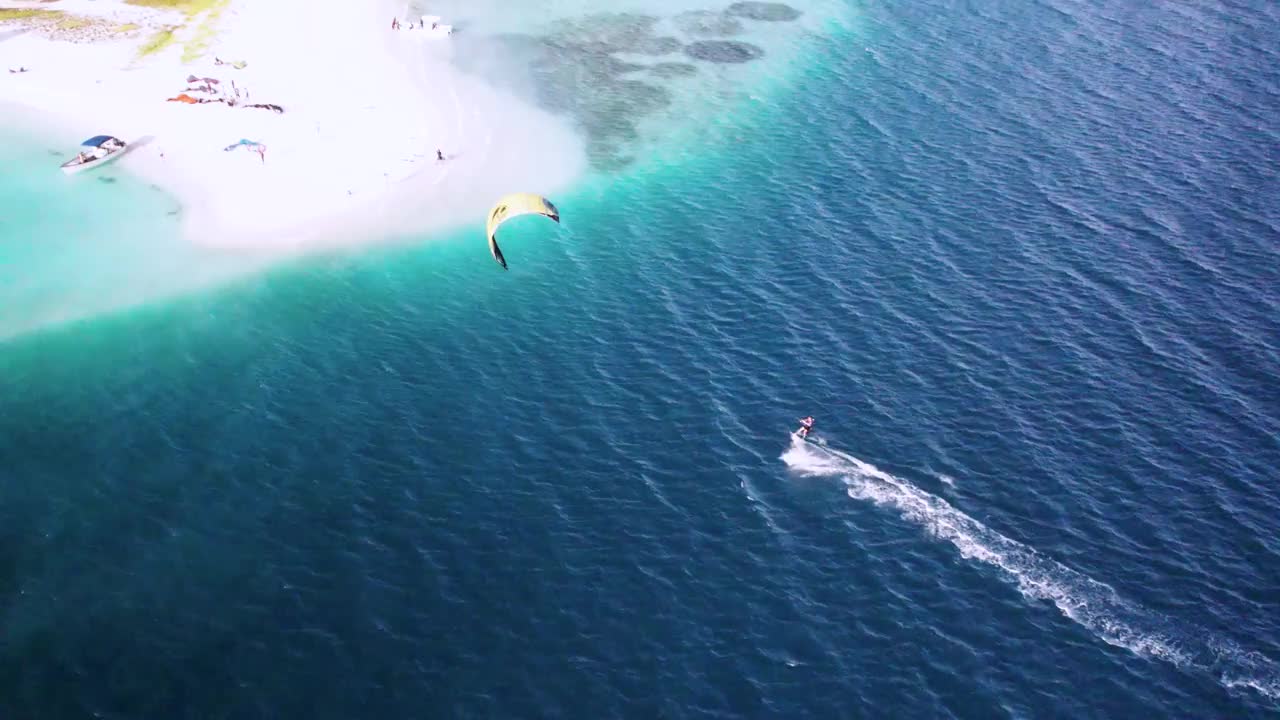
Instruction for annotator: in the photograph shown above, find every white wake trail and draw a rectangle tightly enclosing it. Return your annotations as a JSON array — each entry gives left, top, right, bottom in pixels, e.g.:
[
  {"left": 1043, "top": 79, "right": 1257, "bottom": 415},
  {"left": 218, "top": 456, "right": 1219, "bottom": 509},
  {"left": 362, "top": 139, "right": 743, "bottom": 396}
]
[{"left": 782, "top": 436, "right": 1280, "bottom": 702}]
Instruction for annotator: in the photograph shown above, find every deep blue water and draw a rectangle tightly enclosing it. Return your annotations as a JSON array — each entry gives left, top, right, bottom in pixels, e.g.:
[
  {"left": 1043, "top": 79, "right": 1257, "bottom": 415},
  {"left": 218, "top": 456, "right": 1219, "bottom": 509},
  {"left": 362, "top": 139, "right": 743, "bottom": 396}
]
[{"left": 4, "top": 0, "right": 1280, "bottom": 718}]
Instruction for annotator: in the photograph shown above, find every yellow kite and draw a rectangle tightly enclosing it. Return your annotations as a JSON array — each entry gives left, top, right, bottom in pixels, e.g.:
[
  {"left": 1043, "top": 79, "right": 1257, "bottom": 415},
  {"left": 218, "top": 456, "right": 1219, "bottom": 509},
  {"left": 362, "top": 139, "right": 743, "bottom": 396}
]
[{"left": 486, "top": 193, "right": 560, "bottom": 270}]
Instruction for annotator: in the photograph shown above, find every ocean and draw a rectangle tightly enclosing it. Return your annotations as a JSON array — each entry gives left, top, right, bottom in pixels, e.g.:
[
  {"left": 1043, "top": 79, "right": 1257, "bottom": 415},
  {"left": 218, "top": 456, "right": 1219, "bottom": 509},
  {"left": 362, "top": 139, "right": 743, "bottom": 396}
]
[{"left": 3, "top": 0, "right": 1279, "bottom": 718}]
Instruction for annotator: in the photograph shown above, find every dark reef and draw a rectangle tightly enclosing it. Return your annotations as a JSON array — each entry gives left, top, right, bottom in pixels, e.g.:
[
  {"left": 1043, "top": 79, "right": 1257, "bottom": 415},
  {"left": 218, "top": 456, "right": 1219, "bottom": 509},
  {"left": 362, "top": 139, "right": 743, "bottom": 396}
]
[
  {"left": 725, "top": 2, "right": 803, "bottom": 22},
  {"left": 451, "top": 8, "right": 778, "bottom": 171},
  {"left": 673, "top": 10, "right": 745, "bottom": 37},
  {"left": 649, "top": 62, "right": 699, "bottom": 79},
  {"left": 684, "top": 40, "right": 766, "bottom": 64}
]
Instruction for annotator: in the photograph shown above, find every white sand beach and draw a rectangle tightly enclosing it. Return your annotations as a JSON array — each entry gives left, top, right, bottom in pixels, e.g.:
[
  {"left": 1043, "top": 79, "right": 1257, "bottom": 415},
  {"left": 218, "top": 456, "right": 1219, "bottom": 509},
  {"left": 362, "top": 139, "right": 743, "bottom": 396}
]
[{"left": 0, "top": 0, "right": 587, "bottom": 251}]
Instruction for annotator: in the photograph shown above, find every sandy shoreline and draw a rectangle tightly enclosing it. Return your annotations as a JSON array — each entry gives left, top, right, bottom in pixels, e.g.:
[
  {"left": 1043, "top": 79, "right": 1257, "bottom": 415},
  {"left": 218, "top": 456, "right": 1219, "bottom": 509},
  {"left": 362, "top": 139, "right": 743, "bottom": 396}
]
[{"left": 0, "top": 0, "right": 587, "bottom": 252}]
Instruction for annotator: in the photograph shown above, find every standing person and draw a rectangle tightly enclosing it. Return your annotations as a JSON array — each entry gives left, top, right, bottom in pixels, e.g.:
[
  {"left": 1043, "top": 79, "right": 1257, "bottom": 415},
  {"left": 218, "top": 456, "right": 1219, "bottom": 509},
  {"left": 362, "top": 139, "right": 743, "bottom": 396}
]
[
  {"left": 796, "top": 416, "right": 815, "bottom": 439},
  {"left": 436, "top": 149, "right": 444, "bottom": 161},
  {"left": 391, "top": 17, "right": 398, "bottom": 29}
]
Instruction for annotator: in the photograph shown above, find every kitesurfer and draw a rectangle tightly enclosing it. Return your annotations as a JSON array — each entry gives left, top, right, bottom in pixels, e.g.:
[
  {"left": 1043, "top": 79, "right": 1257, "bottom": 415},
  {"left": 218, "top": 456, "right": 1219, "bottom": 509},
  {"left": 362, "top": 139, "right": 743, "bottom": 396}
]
[{"left": 796, "top": 416, "right": 815, "bottom": 439}]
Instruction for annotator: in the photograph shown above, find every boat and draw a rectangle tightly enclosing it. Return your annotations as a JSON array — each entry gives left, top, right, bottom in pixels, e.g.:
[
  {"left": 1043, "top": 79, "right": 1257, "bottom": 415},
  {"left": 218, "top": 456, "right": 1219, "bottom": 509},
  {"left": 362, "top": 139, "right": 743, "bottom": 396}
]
[{"left": 60, "top": 135, "right": 127, "bottom": 175}]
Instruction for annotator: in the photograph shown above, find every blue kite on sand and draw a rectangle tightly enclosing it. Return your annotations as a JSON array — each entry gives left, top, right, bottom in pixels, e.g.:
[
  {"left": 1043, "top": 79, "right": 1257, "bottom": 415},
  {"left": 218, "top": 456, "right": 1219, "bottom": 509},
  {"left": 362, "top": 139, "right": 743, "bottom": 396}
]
[
  {"left": 223, "top": 138, "right": 265, "bottom": 152},
  {"left": 223, "top": 138, "right": 267, "bottom": 162}
]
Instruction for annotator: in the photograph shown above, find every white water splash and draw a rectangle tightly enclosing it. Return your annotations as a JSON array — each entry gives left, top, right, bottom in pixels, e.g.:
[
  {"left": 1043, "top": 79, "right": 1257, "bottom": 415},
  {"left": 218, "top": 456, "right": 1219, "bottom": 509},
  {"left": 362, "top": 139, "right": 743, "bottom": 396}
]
[{"left": 782, "top": 435, "right": 1280, "bottom": 702}]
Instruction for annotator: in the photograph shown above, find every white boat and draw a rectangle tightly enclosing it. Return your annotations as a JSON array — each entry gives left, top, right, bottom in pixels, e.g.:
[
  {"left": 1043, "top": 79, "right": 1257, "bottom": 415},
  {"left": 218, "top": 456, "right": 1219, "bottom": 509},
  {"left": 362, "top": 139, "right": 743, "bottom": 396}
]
[{"left": 60, "top": 135, "right": 127, "bottom": 175}]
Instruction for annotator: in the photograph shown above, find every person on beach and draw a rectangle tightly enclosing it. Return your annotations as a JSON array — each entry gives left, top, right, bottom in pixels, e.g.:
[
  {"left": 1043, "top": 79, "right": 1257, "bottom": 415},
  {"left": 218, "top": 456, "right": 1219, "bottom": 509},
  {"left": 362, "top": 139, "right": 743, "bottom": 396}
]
[{"left": 437, "top": 149, "right": 444, "bottom": 161}]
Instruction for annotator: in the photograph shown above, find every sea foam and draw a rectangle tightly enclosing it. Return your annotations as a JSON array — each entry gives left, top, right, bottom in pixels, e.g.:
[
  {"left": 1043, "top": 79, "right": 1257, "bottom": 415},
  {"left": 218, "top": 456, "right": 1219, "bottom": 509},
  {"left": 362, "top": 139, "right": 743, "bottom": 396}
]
[{"left": 782, "top": 435, "right": 1280, "bottom": 701}]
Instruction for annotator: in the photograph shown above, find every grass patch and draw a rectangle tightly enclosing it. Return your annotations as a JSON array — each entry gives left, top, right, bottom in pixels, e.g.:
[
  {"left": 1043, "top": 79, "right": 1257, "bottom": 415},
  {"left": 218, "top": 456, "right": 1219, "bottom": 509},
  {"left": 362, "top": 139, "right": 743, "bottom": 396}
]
[
  {"left": 124, "top": 0, "right": 227, "bottom": 63},
  {"left": 0, "top": 7, "right": 102, "bottom": 35},
  {"left": 124, "top": 0, "right": 222, "bottom": 17},
  {"left": 55, "top": 15, "right": 93, "bottom": 30},
  {"left": 114, "top": 22, "right": 141, "bottom": 33},
  {"left": 180, "top": 0, "right": 225, "bottom": 63},
  {"left": 0, "top": 8, "right": 60, "bottom": 21},
  {"left": 137, "top": 25, "right": 177, "bottom": 57}
]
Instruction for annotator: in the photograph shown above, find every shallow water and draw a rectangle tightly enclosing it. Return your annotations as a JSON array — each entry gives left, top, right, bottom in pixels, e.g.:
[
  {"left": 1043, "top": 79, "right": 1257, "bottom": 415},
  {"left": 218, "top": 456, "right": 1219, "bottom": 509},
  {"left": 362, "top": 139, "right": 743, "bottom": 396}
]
[
  {"left": 426, "top": 0, "right": 851, "bottom": 169},
  {"left": 0, "top": 116, "right": 275, "bottom": 339},
  {"left": 3, "top": 0, "right": 1280, "bottom": 717}
]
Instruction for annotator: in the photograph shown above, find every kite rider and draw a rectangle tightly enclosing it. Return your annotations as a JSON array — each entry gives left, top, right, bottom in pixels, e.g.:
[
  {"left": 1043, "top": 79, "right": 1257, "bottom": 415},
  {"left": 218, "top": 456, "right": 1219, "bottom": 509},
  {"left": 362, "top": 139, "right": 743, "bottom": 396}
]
[{"left": 796, "top": 416, "right": 815, "bottom": 439}]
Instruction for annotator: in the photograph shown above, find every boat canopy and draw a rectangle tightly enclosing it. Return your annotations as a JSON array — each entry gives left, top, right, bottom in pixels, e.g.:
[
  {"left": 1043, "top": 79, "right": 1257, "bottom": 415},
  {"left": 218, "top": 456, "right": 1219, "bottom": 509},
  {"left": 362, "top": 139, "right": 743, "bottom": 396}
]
[{"left": 80, "top": 135, "right": 118, "bottom": 148}]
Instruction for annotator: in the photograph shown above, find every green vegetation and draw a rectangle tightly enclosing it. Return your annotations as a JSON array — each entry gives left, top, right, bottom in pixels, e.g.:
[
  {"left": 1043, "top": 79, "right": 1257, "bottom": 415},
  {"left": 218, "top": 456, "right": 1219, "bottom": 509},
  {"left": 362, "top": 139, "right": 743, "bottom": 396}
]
[
  {"left": 180, "top": 0, "right": 225, "bottom": 62},
  {"left": 122, "top": 0, "right": 227, "bottom": 63},
  {"left": 55, "top": 15, "right": 92, "bottom": 30},
  {"left": 0, "top": 7, "right": 101, "bottom": 32},
  {"left": 1, "top": 0, "right": 226, "bottom": 61},
  {"left": 125, "top": 0, "right": 222, "bottom": 17},
  {"left": 0, "top": 8, "right": 60, "bottom": 21},
  {"left": 137, "top": 25, "right": 177, "bottom": 57}
]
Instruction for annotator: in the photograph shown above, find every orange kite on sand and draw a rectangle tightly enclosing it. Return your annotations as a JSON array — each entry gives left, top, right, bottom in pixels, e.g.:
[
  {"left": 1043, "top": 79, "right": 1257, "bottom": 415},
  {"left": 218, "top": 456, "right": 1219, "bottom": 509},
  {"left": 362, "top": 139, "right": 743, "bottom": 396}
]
[{"left": 166, "top": 93, "right": 200, "bottom": 104}]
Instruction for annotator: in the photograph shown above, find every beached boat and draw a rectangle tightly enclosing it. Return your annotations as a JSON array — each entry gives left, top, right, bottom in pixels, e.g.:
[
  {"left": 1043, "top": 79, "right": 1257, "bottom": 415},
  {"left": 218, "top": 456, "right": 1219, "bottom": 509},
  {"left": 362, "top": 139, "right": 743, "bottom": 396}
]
[{"left": 60, "top": 135, "right": 127, "bottom": 175}]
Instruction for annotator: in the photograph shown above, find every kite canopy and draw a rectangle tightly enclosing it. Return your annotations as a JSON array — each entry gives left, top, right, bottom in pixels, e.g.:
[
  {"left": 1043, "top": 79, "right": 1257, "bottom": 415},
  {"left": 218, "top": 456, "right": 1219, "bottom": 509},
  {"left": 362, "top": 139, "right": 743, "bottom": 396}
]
[
  {"left": 223, "top": 138, "right": 264, "bottom": 151},
  {"left": 81, "top": 135, "right": 116, "bottom": 148},
  {"left": 486, "top": 193, "right": 560, "bottom": 270}
]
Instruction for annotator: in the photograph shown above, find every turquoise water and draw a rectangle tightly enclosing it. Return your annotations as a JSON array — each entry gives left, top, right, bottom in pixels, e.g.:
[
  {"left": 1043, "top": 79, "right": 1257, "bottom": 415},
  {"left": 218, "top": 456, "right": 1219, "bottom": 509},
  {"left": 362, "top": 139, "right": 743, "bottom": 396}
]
[
  {"left": 4, "top": 1, "right": 1280, "bottom": 718},
  {"left": 0, "top": 116, "right": 270, "bottom": 340}
]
